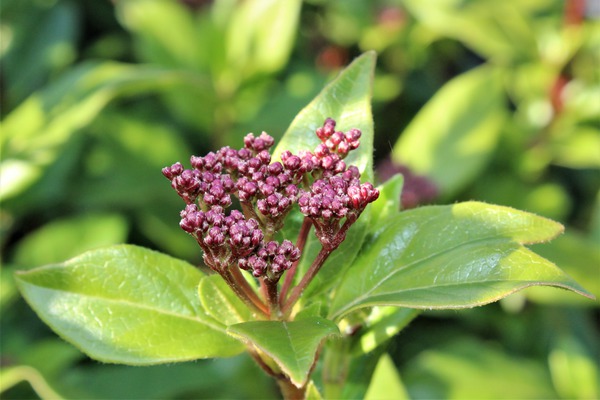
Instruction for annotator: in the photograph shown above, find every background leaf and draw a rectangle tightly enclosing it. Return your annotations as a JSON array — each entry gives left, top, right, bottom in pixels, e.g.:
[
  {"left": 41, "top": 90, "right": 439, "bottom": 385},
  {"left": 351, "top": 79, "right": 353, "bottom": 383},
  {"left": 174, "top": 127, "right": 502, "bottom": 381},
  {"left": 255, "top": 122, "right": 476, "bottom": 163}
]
[
  {"left": 392, "top": 66, "right": 505, "bottom": 198},
  {"left": 0, "top": 61, "right": 191, "bottom": 202},
  {"left": 227, "top": 317, "right": 339, "bottom": 387},
  {"left": 364, "top": 353, "right": 409, "bottom": 400},
  {"left": 330, "top": 202, "right": 593, "bottom": 319},
  {"left": 15, "top": 245, "right": 244, "bottom": 364}
]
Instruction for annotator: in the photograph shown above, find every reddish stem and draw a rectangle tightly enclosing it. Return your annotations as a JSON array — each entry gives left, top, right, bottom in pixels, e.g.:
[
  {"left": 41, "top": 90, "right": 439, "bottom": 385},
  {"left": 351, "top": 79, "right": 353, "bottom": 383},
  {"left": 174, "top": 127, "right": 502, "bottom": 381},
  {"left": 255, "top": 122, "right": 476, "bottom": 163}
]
[
  {"left": 281, "top": 246, "right": 333, "bottom": 317},
  {"left": 226, "top": 267, "right": 269, "bottom": 317},
  {"left": 279, "top": 217, "right": 313, "bottom": 304}
]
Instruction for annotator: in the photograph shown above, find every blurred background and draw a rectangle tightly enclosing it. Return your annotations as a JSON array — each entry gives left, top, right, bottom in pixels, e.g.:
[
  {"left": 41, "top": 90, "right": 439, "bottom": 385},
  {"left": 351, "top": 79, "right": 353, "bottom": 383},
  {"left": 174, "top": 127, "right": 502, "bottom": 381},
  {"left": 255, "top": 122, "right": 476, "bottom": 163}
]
[{"left": 1, "top": 0, "right": 599, "bottom": 398}]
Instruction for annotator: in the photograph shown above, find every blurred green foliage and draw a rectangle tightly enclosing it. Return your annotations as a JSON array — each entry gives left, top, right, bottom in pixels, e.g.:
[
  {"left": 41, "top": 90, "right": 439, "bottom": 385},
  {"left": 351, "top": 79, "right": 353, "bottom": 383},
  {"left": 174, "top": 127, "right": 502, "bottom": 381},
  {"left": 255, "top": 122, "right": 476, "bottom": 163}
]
[{"left": 1, "top": 0, "right": 598, "bottom": 398}]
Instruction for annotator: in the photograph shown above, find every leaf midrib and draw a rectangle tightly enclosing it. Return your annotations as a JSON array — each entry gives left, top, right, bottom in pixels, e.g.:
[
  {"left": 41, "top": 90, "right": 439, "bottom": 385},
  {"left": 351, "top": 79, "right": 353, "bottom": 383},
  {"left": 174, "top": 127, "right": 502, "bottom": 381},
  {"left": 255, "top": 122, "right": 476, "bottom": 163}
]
[{"left": 333, "top": 235, "right": 517, "bottom": 318}]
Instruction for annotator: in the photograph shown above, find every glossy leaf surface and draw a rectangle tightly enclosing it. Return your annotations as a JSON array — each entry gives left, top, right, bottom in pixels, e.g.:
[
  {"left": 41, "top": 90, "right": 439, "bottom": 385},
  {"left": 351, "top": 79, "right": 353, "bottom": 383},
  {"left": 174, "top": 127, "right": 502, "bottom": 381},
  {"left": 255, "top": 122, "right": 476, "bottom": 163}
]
[
  {"left": 273, "top": 51, "right": 376, "bottom": 181},
  {"left": 330, "top": 202, "right": 593, "bottom": 319},
  {"left": 227, "top": 317, "right": 339, "bottom": 387},
  {"left": 15, "top": 245, "right": 244, "bottom": 364},
  {"left": 274, "top": 52, "right": 377, "bottom": 302}
]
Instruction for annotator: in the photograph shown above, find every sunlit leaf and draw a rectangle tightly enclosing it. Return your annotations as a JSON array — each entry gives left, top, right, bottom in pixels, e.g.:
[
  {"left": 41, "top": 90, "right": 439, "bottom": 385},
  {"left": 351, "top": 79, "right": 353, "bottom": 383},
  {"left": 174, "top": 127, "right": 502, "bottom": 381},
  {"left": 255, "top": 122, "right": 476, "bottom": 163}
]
[
  {"left": 15, "top": 245, "right": 244, "bottom": 364},
  {"left": 274, "top": 51, "right": 376, "bottom": 181},
  {"left": 226, "top": 0, "right": 302, "bottom": 78},
  {"left": 393, "top": 66, "right": 505, "bottom": 198},
  {"left": 1, "top": 61, "right": 193, "bottom": 201},
  {"left": 227, "top": 317, "right": 339, "bottom": 387},
  {"left": 274, "top": 52, "right": 377, "bottom": 302},
  {"left": 330, "top": 202, "right": 594, "bottom": 319}
]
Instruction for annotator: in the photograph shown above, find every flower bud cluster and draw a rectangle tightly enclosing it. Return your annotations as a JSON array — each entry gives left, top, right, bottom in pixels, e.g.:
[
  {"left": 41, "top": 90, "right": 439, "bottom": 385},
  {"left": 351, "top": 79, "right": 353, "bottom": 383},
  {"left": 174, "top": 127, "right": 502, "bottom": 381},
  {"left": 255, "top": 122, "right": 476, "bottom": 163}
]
[
  {"left": 163, "top": 118, "right": 378, "bottom": 277},
  {"left": 239, "top": 240, "right": 301, "bottom": 279}
]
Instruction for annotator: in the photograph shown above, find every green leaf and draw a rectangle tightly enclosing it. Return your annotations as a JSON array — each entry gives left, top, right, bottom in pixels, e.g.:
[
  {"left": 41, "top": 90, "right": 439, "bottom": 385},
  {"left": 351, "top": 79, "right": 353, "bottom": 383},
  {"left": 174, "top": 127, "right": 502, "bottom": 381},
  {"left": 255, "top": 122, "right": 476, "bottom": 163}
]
[
  {"left": 1, "top": 61, "right": 191, "bottom": 201},
  {"left": 351, "top": 307, "right": 420, "bottom": 355},
  {"left": 15, "top": 245, "right": 244, "bottom": 364},
  {"left": 226, "top": 0, "right": 302, "bottom": 78},
  {"left": 273, "top": 51, "right": 376, "bottom": 182},
  {"left": 365, "top": 354, "right": 409, "bottom": 400},
  {"left": 392, "top": 66, "right": 505, "bottom": 198},
  {"left": 198, "top": 274, "right": 254, "bottom": 326},
  {"left": 274, "top": 52, "right": 377, "bottom": 303},
  {"left": 370, "top": 174, "right": 403, "bottom": 227},
  {"left": 330, "top": 202, "right": 594, "bottom": 319},
  {"left": 402, "top": 338, "right": 558, "bottom": 399},
  {"left": 227, "top": 317, "right": 339, "bottom": 387}
]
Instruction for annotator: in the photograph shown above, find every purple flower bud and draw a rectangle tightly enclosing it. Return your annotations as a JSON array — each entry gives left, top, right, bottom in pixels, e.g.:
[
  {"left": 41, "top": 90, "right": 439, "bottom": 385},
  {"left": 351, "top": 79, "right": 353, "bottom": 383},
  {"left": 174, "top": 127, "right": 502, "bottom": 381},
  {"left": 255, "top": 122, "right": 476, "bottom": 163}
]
[
  {"left": 316, "top": 118, "right": 336, "bottom": 141},
  {"left": 162, "top": 162, "right": 183, "bottom": 180},
  {"left": 267, "top": 162, "right": 284, "bottom": 175}
]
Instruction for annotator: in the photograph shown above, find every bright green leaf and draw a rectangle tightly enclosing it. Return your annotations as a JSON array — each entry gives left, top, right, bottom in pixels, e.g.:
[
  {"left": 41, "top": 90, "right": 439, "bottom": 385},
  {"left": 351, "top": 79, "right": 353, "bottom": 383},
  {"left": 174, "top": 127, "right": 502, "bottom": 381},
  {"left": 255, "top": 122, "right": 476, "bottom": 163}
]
[
  {"left": 198, "top": 274, "right": 254, "bottom": 326},
  {"left": 226, "top": 0, "right": 302, "bottom": 78},
  {"left": 370, "top": 174, "right": 403, "bottom": 227},
  {"left": 227, "top": 317, "right": 339, "bottom": 387},
  {"left": 274, "top": 52, "right": 377, "bottom": 303},
  {"left": 15, "top": 245, "right": 244, "bottom": 364},
  {"left": 393, "top": 66, "right": 505, "bottom": 198},
  {"left": 364, "top": 354, "right": 409, "bottom": 400},
  {"left": 273, "top": 51, "right": 376, "bottom": 182},
  {"left": 330, "top": 202, "right": 594, "bottom": 319}
]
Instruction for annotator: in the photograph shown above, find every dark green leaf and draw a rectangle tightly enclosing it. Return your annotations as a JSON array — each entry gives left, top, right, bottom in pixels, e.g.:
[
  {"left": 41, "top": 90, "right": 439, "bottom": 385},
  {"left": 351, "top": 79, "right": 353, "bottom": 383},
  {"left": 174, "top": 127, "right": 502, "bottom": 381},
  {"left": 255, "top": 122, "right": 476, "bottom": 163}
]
[
  {"left": 227, "top": 317, "right": 339, "bottom": 387},
  {"left": 330, "top": 202, "right": 594, "bottom": 319},
  {"left": 15, "top": 245, "right": 244, "bottom": 364}
]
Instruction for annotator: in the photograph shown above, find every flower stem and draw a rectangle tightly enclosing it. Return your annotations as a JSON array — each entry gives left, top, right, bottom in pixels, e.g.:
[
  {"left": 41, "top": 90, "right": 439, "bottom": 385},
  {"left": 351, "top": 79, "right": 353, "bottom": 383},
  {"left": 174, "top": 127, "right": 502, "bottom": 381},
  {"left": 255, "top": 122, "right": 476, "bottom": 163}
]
[
  {"left": 224, "top": 267, "right": 269, "bottom": 317},
  {"left": 279, "top": 217, "right": 312, "bottom": 304},
  {"left": 265, "top": 279, "right": 282, "bottom": 319},
  {"left": 281, "top": 246, "right": 333, "bottom": 317}
]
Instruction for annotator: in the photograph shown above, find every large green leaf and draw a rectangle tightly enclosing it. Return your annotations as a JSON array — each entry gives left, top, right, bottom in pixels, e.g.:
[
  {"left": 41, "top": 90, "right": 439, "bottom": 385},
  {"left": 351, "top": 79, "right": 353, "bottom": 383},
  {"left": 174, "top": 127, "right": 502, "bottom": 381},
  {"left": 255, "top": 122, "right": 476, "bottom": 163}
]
[
  {"left": 227, "top": 317, "right": 339, "bottom": 387},
  {"left": 330, "top": 202, "right": 594, "bottom": 319},
  {"left": 273, "top": 51, "right": 376, "bottom": 181},
  {"left": 392, "top": 66, "right": 505, "bottom": 198},
  {"left": 15, "top": 245, "right": 244, "bottom": 364},
  {"left": 274, "top": 52, "right": 377, "bottom": 303}
]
